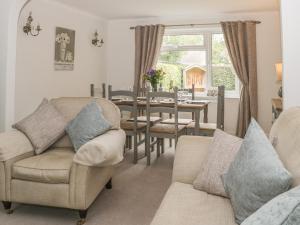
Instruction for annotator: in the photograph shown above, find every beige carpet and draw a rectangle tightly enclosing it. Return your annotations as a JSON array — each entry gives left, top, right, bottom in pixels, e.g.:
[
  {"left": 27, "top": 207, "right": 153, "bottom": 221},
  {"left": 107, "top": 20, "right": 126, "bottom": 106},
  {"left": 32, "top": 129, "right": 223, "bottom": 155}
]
[{"left": 0, "top": 147, "right": 174, "bottom": 225}]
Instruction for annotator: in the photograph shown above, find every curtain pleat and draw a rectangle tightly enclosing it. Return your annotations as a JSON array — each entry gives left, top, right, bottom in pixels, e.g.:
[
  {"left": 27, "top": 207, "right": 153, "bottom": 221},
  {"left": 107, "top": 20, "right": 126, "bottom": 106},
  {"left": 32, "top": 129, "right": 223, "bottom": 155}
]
[
  {"left": 221, "top": 21, "right": 258, "bottom": 137},
  {"left": 134, "top": 25, "right": 165, "bottom": 94}
]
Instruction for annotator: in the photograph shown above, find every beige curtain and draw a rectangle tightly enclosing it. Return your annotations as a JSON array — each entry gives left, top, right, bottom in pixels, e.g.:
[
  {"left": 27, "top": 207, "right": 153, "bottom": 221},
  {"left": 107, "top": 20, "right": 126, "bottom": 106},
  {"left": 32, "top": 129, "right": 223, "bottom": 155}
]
[
  {"left": 221, "top": 21, "right": 258, "bottom": 137},
  {"left": 134, "top": 25, "right": 165, "bottom": 94}
]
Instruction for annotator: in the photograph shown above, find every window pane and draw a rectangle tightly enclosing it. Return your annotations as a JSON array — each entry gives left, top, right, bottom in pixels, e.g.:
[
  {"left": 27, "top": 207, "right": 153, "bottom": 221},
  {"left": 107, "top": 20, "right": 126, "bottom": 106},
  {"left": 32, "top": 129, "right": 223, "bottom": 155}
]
[
  {"left": 212, "top": 33, "right": 237, "bottom": 91},
  {"left": 158, "top": 51, "right": 207, "bottom": 90},
  {"left": 162, "top": 35, "right": 204, "bottom": 48},
  {"left": 159, "top": 51, "right": 206, "bottom": 65},
  {"left": 211, "top": 66, "right": 236, "bottom": 90},
  {"left": 212, "top": 33, "right": 231, "bottom": 64}
]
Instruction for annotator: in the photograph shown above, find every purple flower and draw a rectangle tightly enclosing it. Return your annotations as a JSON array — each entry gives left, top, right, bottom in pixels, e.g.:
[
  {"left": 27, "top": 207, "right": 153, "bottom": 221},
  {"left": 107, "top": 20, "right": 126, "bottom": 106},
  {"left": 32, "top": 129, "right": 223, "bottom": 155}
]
[{"left": 147, "top": 69, "right": 156, "bottom": 77}]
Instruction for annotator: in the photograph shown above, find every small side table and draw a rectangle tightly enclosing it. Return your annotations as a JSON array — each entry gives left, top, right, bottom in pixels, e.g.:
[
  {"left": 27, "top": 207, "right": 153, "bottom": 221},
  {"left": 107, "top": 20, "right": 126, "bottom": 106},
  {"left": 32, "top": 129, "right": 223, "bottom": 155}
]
[{"left": 272, "top": 98, "right": 283, "bottom": 123}]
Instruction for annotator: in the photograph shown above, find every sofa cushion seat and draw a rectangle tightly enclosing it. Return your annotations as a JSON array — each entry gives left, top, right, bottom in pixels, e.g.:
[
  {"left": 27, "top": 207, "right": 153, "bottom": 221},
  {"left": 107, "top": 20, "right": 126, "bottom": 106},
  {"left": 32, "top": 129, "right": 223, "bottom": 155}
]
[
  {"left": 151, "top": 182, "right": 237, "bottom": 225},
  {"left": 12, "top": 148, "right": 74, "bottom": 184}
]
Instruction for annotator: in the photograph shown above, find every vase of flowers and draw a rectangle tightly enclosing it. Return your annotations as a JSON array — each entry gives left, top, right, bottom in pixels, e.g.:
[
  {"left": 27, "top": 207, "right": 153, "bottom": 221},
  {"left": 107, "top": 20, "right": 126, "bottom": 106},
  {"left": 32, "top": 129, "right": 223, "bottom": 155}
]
[
  {"left": 144, "top": 68, "right": 165, "bottom": 91},
  {"left": 56, "top": 32, "right": 71, "bottom": 62}
]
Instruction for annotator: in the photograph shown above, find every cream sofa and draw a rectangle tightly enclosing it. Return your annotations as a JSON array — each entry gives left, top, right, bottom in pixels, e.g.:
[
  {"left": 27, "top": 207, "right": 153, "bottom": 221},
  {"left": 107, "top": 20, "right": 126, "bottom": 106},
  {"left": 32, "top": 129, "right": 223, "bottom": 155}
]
[
  {"left": 151, "top": 107, "right": 300, "bottom": 225},
  {"left": 0, "top": 97, "right": 125, "bottom": 225}
]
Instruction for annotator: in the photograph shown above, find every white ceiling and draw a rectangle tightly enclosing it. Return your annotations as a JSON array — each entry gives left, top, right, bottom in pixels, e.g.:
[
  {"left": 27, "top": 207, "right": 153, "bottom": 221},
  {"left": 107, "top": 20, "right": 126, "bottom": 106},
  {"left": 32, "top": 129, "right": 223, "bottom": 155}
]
[{"left": 55, "top": 0, "right": 280, "bottom": 19}]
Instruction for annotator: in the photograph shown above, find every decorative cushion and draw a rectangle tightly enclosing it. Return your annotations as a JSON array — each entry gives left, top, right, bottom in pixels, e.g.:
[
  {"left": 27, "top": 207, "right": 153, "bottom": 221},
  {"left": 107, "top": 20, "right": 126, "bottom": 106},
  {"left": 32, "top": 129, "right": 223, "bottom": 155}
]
[
  {"left": 241, "top": 186, "right": 300, "bottom": 225},
  {"left": 66, "top": 101, "right": 112, "bottom": 150},
  {"left": 161, "top": 118, "right": 193, "bottom": 125},
  {"left": 193, "top": 129, "right": 243, "bottom": 197},
  {"left": 12, "top": 148, "right": 74, "bottom": 184},
  {"left": 150, "top": 124, "right": 186, "bottom": 134},
  {"left": 13, "top": 99, "right": 67, "bottom": 154},
  {"left": 222, "top": 119, "right": 292, "bottom": 224},
  {"left": 121, "top": 120, "right": 146, "bottom": 130}
]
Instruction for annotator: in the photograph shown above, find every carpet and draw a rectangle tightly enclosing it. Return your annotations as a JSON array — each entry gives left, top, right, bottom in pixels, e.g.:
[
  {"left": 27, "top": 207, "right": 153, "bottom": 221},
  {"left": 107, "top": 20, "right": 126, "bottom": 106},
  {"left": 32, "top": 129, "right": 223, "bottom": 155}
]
[{"left": 0, "top": 147, "right": 174, "bottom": 225}]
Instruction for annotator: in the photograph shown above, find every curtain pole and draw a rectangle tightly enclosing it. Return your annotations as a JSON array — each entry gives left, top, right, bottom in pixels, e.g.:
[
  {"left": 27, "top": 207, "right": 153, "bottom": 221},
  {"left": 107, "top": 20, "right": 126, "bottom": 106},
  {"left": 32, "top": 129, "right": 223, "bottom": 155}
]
[{"left": 129, "top": 21, "right": 261, "bottom": 30}]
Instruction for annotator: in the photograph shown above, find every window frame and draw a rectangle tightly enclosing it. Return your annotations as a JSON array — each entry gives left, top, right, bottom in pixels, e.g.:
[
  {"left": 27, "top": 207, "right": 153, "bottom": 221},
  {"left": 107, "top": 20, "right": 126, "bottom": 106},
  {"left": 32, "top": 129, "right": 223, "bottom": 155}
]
[{"left": 159, "top": 27, "right": 240, "bottom": 98}]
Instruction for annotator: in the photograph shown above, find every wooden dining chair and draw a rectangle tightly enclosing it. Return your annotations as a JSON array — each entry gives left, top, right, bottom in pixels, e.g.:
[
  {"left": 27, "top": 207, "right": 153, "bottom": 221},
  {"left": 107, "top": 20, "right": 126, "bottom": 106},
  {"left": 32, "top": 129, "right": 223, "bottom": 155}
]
[
  {"left": 90, "top": 83, "right": 106, "bottom": 98},
  {"left": 135, "top": 87, "right": 162, "bottom": 125},
  {"left": 161, "top": 84, "right": 195, "bottom": 147},
  {"left": 186, "top": 85, "right": 225, "bottom": 136},
  {"left": 145, "top": 87, "right": 186, "bottom": 165},
  {"left": 108, "top": 85, "right": 146, "bottom": 163}
]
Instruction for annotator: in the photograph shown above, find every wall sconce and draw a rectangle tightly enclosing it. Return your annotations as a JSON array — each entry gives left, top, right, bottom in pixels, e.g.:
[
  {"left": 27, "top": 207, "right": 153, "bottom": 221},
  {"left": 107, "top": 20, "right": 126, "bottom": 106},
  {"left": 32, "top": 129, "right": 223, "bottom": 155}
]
[
  {"left": 23, "top": 12, "right": 42, "bottom": 37},
  {"left": 92, "top": 31, "right": 104, "bottom": 47}
]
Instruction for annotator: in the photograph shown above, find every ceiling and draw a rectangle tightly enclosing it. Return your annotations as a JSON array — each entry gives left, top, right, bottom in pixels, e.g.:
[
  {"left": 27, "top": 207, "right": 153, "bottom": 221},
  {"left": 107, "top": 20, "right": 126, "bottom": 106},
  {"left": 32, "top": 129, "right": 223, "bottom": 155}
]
[{"left": 55, "top": 0, "right": 280, "bottom": 19}]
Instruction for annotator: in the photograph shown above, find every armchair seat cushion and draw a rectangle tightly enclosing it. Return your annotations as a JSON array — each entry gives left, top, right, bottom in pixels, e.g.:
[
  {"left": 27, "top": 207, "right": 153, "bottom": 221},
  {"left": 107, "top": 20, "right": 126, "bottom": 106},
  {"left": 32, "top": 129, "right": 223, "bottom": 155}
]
[{"left": 12, "top": 148, "right": 74, "bottom": 184}]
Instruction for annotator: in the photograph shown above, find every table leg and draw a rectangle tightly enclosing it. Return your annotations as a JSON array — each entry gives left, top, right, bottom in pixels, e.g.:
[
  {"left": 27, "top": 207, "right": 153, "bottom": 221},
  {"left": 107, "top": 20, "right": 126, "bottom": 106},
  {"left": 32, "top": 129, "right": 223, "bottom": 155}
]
[
  {"left": 203, "top": 105, "right": 208, "bottom": 123},
  {"left": 194, "top": 109, "right": 200, "bottom": 136}
]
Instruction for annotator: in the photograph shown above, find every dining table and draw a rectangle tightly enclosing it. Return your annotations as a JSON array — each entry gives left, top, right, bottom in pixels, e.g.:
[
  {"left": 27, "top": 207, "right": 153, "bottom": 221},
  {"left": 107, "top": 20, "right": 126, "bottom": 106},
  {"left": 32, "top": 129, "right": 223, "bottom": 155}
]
[{"left": 112, "top": 98, "right": 211, "bottom": 135}]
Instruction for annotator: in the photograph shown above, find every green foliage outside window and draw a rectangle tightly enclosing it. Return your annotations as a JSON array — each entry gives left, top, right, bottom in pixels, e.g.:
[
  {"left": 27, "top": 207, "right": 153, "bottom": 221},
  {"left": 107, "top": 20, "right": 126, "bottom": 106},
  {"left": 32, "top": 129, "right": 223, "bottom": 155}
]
[{"left": 157, "top": 32, "right": 238, "bottom": 92}]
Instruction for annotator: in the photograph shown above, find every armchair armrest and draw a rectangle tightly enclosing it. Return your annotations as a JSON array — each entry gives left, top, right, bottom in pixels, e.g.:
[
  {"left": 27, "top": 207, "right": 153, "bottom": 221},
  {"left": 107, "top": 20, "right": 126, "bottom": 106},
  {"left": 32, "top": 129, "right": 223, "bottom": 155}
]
[
  {"left": 172, "top": 135, "right": 212, "bottom": 185},
  {"left": 73, "top": 129, "right": 126, "bottom": 167},
  {"left": 0, "top": 130, "right": 34, "bottom": 201},
  {"left": 0, "top": 130, "right": 34, "bottom": 161}
]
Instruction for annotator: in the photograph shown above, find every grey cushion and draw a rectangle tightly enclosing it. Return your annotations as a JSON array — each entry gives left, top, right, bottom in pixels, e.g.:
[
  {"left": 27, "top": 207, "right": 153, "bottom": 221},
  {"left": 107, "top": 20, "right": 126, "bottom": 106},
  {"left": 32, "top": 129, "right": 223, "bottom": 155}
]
[
  {"left": 66, "top": 101, "right": 112, "bottom": 150},
  {"left": 222, "top": 118, "right": 292, "bottom": 224},
  {"left": 241, "top": 186, "right": 300, "bottom": 225},
  {"left": 193, "top": 129, "right": 243, "bottom": 197},
  {"left": 13, "top": 99, "right": 67, "bottom": 154}
]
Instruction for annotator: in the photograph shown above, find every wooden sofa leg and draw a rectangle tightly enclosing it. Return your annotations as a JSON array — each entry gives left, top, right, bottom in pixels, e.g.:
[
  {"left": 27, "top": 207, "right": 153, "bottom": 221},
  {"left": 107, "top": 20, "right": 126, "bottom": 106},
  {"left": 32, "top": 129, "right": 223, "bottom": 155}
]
[
  {"left": 106, "top": 178, "right": 112, "bottom": 189},
  {"left": 77, "top": 210, "right": 87, "bottom": 225},
  {"left": 2, "top": 201, "right": 13, "bottom": 214}
]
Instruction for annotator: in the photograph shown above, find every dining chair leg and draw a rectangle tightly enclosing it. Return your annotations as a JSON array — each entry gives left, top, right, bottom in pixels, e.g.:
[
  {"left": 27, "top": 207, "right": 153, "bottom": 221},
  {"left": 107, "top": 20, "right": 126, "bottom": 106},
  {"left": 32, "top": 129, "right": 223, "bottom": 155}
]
[
  {"left": 161, "top": 138, "right": 165, "bottom": 154},
  {"left": 169, "top": 139, "right": 172, "bottom": 147},
  {"left": 151, "top": 137, "right": 154, "bottom": 152},
  {"left": 133, "top": 134, "right": 138, "bottom": 164},
  {"left": 129, "top": 136, "right": 133, "bottom": 149},
  {"left": 156, "top": 138, "right": 161, "bottom": 158},
  {"left": 146, "top": 134, "right": 151, "bottom": 166}
]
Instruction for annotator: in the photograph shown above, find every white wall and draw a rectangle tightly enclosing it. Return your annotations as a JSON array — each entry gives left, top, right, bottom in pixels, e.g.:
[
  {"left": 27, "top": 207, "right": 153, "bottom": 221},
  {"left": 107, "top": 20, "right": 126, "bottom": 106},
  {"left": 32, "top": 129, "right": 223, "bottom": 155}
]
[
  {"left": 107, "top": 11, "right": 282, "bottom": 133},
  {"left": 281, "top": 0, "right": 300, "bottom": 109},
  {"left": 0, "top": 0, "right": 11, "bottom": 131},
  {"left": 15, "top": 0, "right": 107, "bottom": 121}
]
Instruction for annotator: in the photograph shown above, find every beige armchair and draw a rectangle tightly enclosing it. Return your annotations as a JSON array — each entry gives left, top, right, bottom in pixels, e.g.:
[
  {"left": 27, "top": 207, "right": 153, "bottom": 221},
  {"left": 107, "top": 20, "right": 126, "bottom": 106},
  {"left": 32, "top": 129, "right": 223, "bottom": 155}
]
[{"left": 0, "top": 97, "right": 125, "bottom": 225}]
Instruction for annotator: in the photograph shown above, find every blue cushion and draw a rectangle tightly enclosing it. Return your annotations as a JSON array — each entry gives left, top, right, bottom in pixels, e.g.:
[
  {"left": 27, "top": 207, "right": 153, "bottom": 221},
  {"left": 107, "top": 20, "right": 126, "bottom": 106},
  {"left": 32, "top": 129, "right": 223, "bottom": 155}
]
[
  {"left": 241, "top": 186, "right": 300, "bottom": 225},
  {"left": 66, "top": 101, "right": 112, "bottom": 150},
  {"left": 222, "top": 118, "right": 292, "bottom": 224}
]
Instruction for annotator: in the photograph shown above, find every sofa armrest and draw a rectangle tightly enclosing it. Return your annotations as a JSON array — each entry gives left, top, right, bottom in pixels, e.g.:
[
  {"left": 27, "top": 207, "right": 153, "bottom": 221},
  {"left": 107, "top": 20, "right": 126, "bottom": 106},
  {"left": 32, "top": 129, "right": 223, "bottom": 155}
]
[
  {"left": 73, "top": 129, "right": 126, "bottom": 167},
  {"left": 172, "top": 135, "right": 212, "bottom": 185},
  {"left": 69, "top": 163, "right": 114, "bottom": 209},
  {"left": 0, "top": 130, "right": 34, "bottom": 162}
]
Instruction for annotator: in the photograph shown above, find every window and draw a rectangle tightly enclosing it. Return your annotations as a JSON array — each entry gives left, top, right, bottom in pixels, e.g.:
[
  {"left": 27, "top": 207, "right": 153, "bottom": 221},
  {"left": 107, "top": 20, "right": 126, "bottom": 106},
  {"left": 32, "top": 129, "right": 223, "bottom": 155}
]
[{"left": 157, "top": 28, "right": 240, "bottom": 97}]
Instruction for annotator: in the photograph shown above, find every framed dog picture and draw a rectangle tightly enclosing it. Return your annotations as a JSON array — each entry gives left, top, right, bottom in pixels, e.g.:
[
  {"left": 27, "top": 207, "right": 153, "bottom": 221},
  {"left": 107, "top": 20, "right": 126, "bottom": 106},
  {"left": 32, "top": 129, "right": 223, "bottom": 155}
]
[{"left": 54, "top": 27, "right": 75, "bottom": 71}]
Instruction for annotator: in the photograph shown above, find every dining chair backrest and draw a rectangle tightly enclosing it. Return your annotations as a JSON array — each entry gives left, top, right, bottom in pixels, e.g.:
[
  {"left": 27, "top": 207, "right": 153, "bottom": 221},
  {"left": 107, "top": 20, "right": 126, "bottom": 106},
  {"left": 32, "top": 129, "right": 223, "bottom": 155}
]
[
  {"left": 178, "top": 84, "right": 195, "bottom": 100},
  {"left": 108, "top": 85, "right": 138, "bottom": 130},
  {"left": 138, "top": 87, "right": 147, "bottom": 97},
  {"left": 146, "top": 87, "right": 179, "bottom": 135},
  {"left": 217, "top": 85, "right": 225, "bottom": 130},
  {"left": 91, "top": 83, "right": 106, "bottom": 98}
]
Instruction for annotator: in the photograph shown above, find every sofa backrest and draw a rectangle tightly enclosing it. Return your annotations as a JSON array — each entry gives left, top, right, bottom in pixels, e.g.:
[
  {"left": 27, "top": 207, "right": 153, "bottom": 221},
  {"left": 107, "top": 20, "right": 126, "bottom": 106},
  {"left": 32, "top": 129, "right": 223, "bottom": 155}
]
[
  {"left": 269, "top": 107, "right": 300, "bottom": 187},
  {"left": 50, "top": 97, "right": 121, "bottom": 148}
]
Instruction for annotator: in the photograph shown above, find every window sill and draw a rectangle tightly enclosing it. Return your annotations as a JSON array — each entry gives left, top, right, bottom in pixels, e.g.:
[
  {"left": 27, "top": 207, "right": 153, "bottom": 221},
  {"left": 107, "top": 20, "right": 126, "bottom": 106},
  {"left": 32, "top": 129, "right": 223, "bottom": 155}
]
[{"left": 194, "top": 93, "right": 240, "bottom": 100}]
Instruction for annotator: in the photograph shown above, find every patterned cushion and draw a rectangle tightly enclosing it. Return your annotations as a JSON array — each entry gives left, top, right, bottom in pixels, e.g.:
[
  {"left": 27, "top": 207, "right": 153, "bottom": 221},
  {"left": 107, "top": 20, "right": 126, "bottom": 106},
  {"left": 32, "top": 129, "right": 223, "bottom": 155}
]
[
  {"left": 193, "top": 129, "right": 242, "bottom": 197},
  {"left": 13, "top": 99, "right": 67, "bottom": 154},
  {"left": 222, "top": 119, "right": 292, "bottom": 224},
  {"left": 241, "top": 186, "right": 300, "bottom": 225},
  {"left": 66, "top": 101, "right": 112, "bottom": 150}
]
